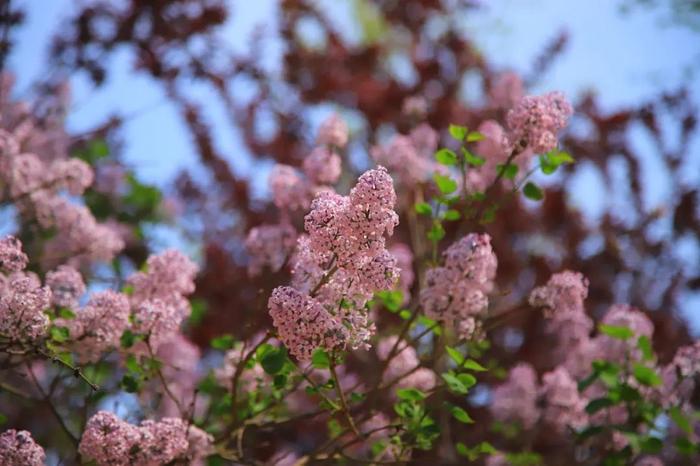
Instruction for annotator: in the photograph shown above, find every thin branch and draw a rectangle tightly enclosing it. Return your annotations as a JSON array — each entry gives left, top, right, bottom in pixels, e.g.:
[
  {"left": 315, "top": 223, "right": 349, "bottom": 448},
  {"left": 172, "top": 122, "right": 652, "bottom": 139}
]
[
  {"left": 36, "top": 347, "right": 99, "bottom": 391},
  {"left": 27, "top": 364, "right": 79, "bottom": 448},
  {"left": 330, "top": 353, "right": 360, "bottom": 436}
]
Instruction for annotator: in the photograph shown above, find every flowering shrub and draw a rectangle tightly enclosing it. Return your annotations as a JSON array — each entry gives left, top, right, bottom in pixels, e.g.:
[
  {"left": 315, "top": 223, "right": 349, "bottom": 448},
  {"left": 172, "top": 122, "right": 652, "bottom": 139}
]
[{"left": 1, "top": 64, "right": 698, "bottom": 466}]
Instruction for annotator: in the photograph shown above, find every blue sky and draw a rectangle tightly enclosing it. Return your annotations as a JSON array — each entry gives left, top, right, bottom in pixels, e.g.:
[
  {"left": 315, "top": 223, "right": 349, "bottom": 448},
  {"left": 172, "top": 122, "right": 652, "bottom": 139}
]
[{"left": 9, "top": 0, "right": 700, "bottom": 327}]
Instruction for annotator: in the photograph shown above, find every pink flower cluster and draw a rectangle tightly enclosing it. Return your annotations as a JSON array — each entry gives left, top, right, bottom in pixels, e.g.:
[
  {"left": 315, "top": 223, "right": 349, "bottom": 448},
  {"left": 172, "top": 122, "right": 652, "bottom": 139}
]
[
  {"left": 0, "top": 74, "right": 70, "bottom": 163},
  {"left": 0, "top": 78, "right": 125, "bottom": 267},
  {"left": 488, "top": 71, "right": 525, "bottom": 109},
  {"left": 127, "top": 249, "right": 198, "bottom": 349},
  {"left": 539, "top": 366, "right": 588, "bottom": 433},
  {"left": 45, "top": 264, "right": 85, "bottom": 309},
  {"left": 522, "top": 270, "right": 675, "bottom": 440},
  {"left": 531, "top": 271, "right": 657, "bottom": 378},
  {"left": 390, "top": 243, "right": 415, "bottom": 303},
  {"left": 67, "top": 290, "right": 130, "bottom": 362},
  {"left": 505, "top": 91, "right": 573, "bottom": 154},
  {"left": 402, "top": 95, "right": 428, "bottom": 118},
  {"left": 269, "top": 286, "right": 348, "bottom": 361},
  {"left": 0, "top": 242, "right": 51, "bottom": 342},
  {"left": 420, "top": 234, "right": 497, "bottom": 339},
  {"left": 490, "top": 363, "right": 588, "bottom": 434},
  {"left": 39, "top": 199, "right": 124, "bottom": 267},
  {"left": 245, "top": 223, "right": 297, "bottom": 276},
  {"left": 268, "top": 113, "right": 346, "bottom": 212},
  {"left": 303, "top": 147, "right": 342, "bottom": 185},
  {"left": 269, "top": 164, "right": 312, "bottom": 212},
  {"left": 249, "top": 115, "right": 348, "bottom": 276},
  {"left": 490, "top": 363, "right": 539, "bottom": 429},
  {"left": 529, "top": 270, "right": 594, "bottom": 377},
  {"left": 0, "top": 429, "right": 45, "bottom": 466},
  {"left": 598, "top": 304, "right": 654, "bottom": 361},
  {"left": 316, "top": 113, "right": 349, "bottom": 148},
  {"left": 78, "top": 411, "right": 211, "bottom": 466},
  {"left": 529, "top": 270, "right": 589, "bottom": 316},
  {"left": 370, "top": 124, "right": 440, "bottom": 186},
  {"left": 377, "top": 336, "right": 436, "bottom": 393},
  {"left": 269, "top": 167, "right": 400, "bottom": 359},
  {"left": 0, "top": 235, "right": 28, "bottom": 272}
]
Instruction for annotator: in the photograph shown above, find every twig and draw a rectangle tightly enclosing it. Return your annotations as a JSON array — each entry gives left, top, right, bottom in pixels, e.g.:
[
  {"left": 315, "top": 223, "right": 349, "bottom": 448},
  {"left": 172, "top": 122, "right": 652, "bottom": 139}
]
[
  {"left": 145, "top": 339, "right": 186, "bottom": 416},
  {"left": 36, "top": 347, "right": 99, "bottom": 391},
  {"left": 230, "top": 331, "right": 273, "bottom": 425},
  {"left": 330, "top": 353, "right": 360, "bottom": 436},
  {"left": 27, "top": 364, "right": 79, "bottom": 447}
]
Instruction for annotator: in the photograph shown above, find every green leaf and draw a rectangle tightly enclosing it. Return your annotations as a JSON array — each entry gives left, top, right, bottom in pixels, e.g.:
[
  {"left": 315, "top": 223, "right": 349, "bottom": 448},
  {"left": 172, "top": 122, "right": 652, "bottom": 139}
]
[
  {"left": 461, "top": 147, "right": 485, "bottom": 167},
  {"left": 457, "top": 373, "right": 477, "bottom": 389},
  {"left": 522, "top": 182, "right": 544, "bottom": 201},
  {"left": 505, "top": 452, "right": 543, "bottom": 466},
  {"left": 599, "top": 324, "right": 634, "bottom": 340},
  {"left": 433, "top": 173, "right": 458, "bottom": 195},
  {"left": 75, "top": 139, "right": 110, "bottom": 164},
  {"left": 445, "top": 347, "right": 486, "bottom": 372},
  {"left": 639, "top": 436, "right": 663, "bottom": 453},
  {"left": 50, "top": 326, "right": 70, "bottom": 343},
  {"left": 445, "top": 346, "right": 465, "bottom": 366},
  {"left": 0, "top": 413, "right": 7, "bottom": 425},
  {"left": 612, "top": 384, "right": 641, "bottom": 402},
  {"left": 670, "top": 406, "right": 692, "bottom": 434},
  {"left": 124, "top": 175, "right": 162, "bottom": 217},
  {"left": 125, "top": 354, "right": 141, "bottom": 374},
  {"left": 435, "top": 148, "right": 458, "bottom": 166},
  {"left": 397, "top": 388, "right": 426, "bottom": 401},
  {"left": 478, "top": 442, "right": 496, "bottom": 454},
  {"left": 637, "top": 335, "right": 653, "bottom": 361},
  {"left": 577, "top": 425, "right": 606, "bottom": 440},
  {"left": 441, "top": 372, "right": 468, "bottom": 395},
  {"left": 120, "top": 330, "right": 137, "bottom": 349},
  {"left": 675, "top": 437, "right": 696, "bottom": 456},
  {"left": 273, "top": 374, "right": 287, "bottom": 389},
  {"left": 448, "top": 404, "right": 474, "bottom": 424},
  {"left": 480, "top": 204, "right": 499, "bottom": 224},
  {"left": 328, "top": 418, "right": 342, "bottom": 438},
  {"left": 414, "top": 202, "right": 433, "bottom": 216},
  {"left": 540, "top": 149, "right": 575, "bottom": 175},
  {"left": 443, "top": 209, "right": 461, "bottom": 221},
  {"left": 547, "top": 149, "right": 575, "bottom": 165},
  {"left": 311, "top": 349, "right": 331, "bottom": 369},
  {"left": 261, "top": 347, "right": 288, "bottom": 375},
  {"left": 448, "top": 124, "right": 468, "bottom": 141},
  {"left": 632, "top": 363, "right": 662, "bottom": 387},
  {"left": 585, "top": 397, "right": 615, "bottom": 414},
  {"left": 462, "top": 359, "right": 487, "bottom": 372},
  {"left": 350, "top": 392, "right": 366, "bottom": 403},
  {"left": 57, "top": 308, "right": 76, "bottom": 320},
  {"left": 455, "top": 442, "right": 470, "bottom": 458},
  {"left": 417, "top": 316, "right": 442, "bottom": 335},
  {"left": 376, "top": 290, "right": 404, "bottom": 312},
  {"left": 466, "top": 131, "right": 485, "bottom": 142},
  {"left": 578, "top": 371, "right": 599, "bottom": 392},
  {"left": 188, "top": 299, "right": 207, "bottom": 327},
  {"left": 211, "top": 335, "right": 236, "bottom": 350},
  {"left": 399, "top": 309, "right": 412, "bottom": 320},
  {"left": 496, "top": 163, "right": 519, "bottom": 180},
  {"left": 427, "top": 222, "right": 445, "bottom": 242},
  {"left": 120, "top": 374, "right": 140, "bottom": 393}
]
